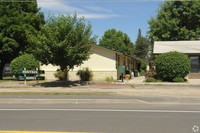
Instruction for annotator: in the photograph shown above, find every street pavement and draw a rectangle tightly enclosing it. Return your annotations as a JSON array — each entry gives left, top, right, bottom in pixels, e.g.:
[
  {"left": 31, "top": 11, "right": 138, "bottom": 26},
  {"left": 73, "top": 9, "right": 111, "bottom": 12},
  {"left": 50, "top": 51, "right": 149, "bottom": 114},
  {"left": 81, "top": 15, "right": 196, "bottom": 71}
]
[{"left": 1, "top": 103, "right": 200, "bottom": 133}]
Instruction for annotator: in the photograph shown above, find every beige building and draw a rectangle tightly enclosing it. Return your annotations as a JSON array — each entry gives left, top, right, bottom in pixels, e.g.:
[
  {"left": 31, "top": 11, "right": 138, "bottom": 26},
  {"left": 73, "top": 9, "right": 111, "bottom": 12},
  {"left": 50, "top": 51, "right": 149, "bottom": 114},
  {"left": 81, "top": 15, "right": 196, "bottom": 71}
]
[
  {"left": 154, "top": 41, "right": 200, "bottom": 78},
  {"left": 41, "top": 44, "right": 142, "bottom": 80}
]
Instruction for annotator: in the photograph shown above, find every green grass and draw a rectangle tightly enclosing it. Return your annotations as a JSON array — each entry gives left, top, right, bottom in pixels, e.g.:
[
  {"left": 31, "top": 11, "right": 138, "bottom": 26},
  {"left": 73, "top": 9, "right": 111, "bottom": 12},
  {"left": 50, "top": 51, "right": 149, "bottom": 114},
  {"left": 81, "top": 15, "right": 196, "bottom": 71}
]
[{"left": 0, "top": 92, "right": 114, "bottom": 96}]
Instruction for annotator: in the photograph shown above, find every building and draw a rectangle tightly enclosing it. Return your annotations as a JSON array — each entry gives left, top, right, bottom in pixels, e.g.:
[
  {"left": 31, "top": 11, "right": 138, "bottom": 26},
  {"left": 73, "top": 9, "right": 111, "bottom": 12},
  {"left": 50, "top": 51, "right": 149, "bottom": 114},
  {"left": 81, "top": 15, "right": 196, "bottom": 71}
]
[
  {"left": 41, "top": 44, "right": 144, "bottom": 80},
  {"left": 153, "top": 40, "right": 200, "bottom": 78}
]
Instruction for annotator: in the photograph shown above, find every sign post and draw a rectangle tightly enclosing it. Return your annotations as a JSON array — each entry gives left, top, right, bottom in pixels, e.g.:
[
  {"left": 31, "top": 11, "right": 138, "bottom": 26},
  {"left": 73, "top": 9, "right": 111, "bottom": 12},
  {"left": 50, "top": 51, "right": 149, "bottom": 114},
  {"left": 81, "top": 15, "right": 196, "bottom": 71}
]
[
  {"left": 24, "top": 68, "right": 26, "bottom": 85},
  {"left": 118, "top": 66, "right": 126, "bottom": 82}
]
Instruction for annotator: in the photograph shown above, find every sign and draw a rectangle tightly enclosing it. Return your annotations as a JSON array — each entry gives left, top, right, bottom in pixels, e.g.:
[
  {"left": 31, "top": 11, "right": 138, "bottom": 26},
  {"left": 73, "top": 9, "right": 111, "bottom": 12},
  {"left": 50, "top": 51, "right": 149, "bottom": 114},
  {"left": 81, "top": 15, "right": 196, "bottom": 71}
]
[
  {"left": 118, "top": 66, "right": 126, "bottom": 74},
  {"left": 17, "top": 69, "right": 45, "bottom": 82},
  {"left": 18, "top": 70, "right": 45, "bottom": 74},
  {"left": 18, "top": 76, "right": 45, "bottom": 81}
]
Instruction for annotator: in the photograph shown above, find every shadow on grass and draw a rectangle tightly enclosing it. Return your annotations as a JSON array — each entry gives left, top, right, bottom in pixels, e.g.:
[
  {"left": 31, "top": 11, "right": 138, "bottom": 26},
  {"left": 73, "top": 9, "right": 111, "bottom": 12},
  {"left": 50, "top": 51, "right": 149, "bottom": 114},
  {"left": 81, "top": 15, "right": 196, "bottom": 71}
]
[{"left": 34, "top": 80, "right": 88, "bottom": 87}]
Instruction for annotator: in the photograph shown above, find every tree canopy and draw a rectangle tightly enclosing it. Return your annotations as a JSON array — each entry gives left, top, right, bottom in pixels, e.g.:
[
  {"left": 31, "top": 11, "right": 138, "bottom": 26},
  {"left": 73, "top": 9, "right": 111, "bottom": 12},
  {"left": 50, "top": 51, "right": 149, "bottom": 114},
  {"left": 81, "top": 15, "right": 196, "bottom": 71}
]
[
  {"left": 99, "top": 29, "right": 134, "bottom": 55},
  {"left": 0, "top": 1, "right": 44, "bottom": 79},
  {"left": 148, "top": 1, "right": 200, "bottom": 41},
  {"left": 30, "top": 14, "right": 93, "bottom": 80},
  {"left": 134, "top": 29, "right": 150, "bottom": 60}
]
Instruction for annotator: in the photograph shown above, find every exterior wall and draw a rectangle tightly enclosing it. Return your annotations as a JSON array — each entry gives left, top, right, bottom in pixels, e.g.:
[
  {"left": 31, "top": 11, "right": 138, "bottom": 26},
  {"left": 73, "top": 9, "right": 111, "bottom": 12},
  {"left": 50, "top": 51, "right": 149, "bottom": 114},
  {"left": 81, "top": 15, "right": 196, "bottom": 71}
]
[
  {"left": 73, "top": 46, "right": 117, "bottom": 71},
  {"left": 41, "top": 46, "right": 118, "bottom": 80},
  {"left": 40, "top": 64, "right": 60, "bottom": 80},
  {"left": 40, "top": 45, "right": 141, "bottom": 80},
  {"left": 70, "top": 46, "right": 118, "bottom": 80},
  {"left": 69, "top": 71, "right": 117, "bottom": 81}
]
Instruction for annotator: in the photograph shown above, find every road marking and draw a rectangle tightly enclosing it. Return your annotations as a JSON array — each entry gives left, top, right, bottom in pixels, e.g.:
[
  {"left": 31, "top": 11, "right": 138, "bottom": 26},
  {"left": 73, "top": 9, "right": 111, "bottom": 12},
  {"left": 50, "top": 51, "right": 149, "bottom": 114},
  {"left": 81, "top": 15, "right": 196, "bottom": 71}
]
[
  {"left": 0, "top": 131, "right": 93, "bottom": 133},
  {"left": 0, "top": 109, "right": 200, "bottom": 113}
]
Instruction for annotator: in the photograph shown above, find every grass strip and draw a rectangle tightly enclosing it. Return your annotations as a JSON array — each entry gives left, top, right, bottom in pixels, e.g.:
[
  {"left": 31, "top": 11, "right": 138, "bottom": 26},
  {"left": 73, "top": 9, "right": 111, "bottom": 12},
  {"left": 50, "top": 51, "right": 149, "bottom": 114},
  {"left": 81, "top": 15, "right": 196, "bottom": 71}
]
[{"left": 0, "top": 92, "right": 114, "bottom": 96}]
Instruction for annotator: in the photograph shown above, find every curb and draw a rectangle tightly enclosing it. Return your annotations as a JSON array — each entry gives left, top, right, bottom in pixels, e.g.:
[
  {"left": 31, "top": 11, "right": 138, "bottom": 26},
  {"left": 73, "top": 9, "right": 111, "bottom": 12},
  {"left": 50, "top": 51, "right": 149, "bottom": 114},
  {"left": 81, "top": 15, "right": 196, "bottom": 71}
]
[
  {"left": 0, "top": 99, "right": 147, "bottom": 104},
  {"left": 1, "top": 99, "right": 200, "bottom": 105},
  {"left": 88, "top": 82, "right": 200, "bottom": 86}
]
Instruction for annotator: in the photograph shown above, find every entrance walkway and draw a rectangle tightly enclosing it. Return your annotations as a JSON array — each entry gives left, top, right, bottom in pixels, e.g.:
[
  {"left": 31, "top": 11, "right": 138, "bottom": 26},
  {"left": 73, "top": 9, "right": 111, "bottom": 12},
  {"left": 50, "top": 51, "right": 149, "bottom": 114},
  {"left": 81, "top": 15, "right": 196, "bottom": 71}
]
[{"left": 127, "top": 76, "right": 200, "bottom": 85}]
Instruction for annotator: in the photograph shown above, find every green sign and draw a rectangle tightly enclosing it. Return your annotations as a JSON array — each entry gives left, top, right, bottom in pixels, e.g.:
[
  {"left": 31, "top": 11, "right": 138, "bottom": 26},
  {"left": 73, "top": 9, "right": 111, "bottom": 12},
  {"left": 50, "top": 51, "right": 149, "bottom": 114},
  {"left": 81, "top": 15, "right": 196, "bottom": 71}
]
[
  {"left": 18, "top": 76, "right": 45, "bottom": 81},
  {"left": 118, "top": 66, "right": 126, "bottom": 74},
  {"left": 18, "top": 70, "right": 45, "bottom": 74}
]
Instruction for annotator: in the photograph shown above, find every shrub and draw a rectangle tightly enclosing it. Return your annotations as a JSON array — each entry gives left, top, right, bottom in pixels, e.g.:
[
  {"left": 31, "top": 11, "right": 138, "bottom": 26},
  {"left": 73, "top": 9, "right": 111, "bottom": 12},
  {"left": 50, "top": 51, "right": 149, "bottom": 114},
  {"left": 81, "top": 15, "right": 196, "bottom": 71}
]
[
  {"left": 54, "top": 69, "right": 65, "bottom": 81},
  {"left": 140, "top": 62, "right": 147, "bottom": 72},
  {"left": 105, "top": 76, "right": 114, "bottom": 82},
  {"left": 172, "top": 77, "right": 185, "bottom": 82},
  {"left": 145, "top": 77, "right": 157, "bottom": 82},
  {"left": 76, "top": 67, "right": 93, "bottom": 81},
  {"left": 155, "top": 51, "right": 190, "bottom": 82},
  {"left": 10, "top": 54, "right": 39, "bottom": 77}
]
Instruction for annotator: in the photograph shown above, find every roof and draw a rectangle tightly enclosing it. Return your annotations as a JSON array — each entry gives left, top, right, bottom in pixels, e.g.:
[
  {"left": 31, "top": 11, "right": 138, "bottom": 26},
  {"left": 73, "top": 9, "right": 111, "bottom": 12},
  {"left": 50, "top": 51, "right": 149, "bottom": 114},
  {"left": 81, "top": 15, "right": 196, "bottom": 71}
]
[
  {"left": 91, "top": 44, "right": 123, "bottom": 55},
  {"left": 91, "top": 44, "right": 148, "bottom": 63},
  {"left": 153, "top": 41, "right": 200, "bottom": 54}
]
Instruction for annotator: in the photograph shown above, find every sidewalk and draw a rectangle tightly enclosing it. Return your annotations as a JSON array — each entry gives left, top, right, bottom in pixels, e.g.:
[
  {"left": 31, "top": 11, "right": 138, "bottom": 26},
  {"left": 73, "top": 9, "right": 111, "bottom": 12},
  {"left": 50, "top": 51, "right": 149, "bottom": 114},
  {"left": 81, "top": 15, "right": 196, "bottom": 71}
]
[{"left": 127, "top": 76, "right": 200, "bottom": 85}]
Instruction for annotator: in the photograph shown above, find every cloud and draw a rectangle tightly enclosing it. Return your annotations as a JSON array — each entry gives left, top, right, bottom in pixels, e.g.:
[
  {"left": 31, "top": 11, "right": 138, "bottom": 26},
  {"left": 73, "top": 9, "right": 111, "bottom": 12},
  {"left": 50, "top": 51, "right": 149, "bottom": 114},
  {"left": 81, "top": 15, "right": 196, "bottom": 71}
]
[
  {"left": 37, "top": 0, "right": 84, "bottom": 13},
  {"left": 37, "top": 0, "right": 120, "bottom": 19},
  {"left": 78, "top": 13, "right": 120, "bottom": 19},
  {"left": 82, "top": 6, "right": 112, "bottom": 13}
]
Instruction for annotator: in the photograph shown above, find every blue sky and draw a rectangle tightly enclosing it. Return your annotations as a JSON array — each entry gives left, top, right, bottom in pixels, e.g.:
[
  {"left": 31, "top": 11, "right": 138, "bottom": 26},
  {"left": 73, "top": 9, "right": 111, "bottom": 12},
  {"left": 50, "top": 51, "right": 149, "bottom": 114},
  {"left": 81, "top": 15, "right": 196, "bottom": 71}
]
[{"left": 37, "top": 0, "right": 164, "bottom": 43}]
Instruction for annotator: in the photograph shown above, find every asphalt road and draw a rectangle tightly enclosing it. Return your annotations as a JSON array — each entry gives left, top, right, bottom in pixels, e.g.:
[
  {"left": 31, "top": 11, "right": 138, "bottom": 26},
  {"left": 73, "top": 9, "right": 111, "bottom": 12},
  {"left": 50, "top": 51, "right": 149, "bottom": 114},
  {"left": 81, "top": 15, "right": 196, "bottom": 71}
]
[{"left": 1, "top": 103, "right": 200, "bottom": 133}]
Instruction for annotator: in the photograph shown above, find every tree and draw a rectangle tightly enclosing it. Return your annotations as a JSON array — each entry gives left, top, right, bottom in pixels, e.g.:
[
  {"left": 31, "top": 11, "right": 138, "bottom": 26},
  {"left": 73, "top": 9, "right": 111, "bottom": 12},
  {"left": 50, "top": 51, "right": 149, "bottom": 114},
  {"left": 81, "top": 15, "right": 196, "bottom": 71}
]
[
  {"left": 99, "top": 29, "right": 134, "bottom": 55},
  {"left": 10, "top": 54, "right": 39, "bottom": 77},
  {"left": 134, "top": 29, "right": 150, "bottom": 60},
  {"left": 0, "top": 1, "right": 45, "bottom": 79},
  {"left": 148, "top": 1, "right": 200, "bottom": 41},
  {"left": 29, "top": 14, "right": 93, "bottom": 81}
]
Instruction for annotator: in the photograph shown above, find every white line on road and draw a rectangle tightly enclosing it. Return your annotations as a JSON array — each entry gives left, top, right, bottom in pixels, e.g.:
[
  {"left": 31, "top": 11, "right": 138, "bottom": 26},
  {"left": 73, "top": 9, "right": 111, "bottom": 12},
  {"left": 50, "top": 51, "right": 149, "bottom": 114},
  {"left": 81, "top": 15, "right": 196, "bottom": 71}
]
[{"left": 1, "top": 109, "right": 200, "bottom": 113}]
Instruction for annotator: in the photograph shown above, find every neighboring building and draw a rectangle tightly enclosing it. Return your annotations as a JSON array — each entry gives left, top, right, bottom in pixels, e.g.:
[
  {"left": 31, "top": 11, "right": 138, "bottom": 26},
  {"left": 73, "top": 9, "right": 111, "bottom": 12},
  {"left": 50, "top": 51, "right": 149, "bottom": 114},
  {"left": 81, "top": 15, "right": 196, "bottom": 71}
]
[
  {"left": 3, "top": 63, "right": 12, "bottom": 77},
  {"left": 153, "top": 41, "right": 200, "bottom": 78},
  {"left": 41, "top": 44, "right": 143, "bottom": 80}
]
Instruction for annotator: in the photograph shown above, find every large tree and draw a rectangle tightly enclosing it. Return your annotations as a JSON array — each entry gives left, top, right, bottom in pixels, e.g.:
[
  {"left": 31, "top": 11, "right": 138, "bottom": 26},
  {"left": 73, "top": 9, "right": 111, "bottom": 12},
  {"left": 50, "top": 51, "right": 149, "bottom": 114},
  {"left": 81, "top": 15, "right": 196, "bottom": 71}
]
[
  {"left": 99, "top": 29, "right": 134, "bottom": 55},
  {"left": 148, "top": 1, "right": 200, "bottom": 41},
  {"left": 134, "top": 29, "right": 150, "bottom": 60},
  {"left": 0, "top": 1, "right": 44, "bottom": 79},
  {"left": 29, "top": 14, "right": 93, "bottom": 81}
]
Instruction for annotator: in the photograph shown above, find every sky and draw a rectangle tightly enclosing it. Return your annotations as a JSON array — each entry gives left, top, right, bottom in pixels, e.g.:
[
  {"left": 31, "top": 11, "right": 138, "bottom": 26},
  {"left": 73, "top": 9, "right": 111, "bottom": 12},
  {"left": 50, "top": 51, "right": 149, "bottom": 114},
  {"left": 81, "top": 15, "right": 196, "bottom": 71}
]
[{"left": 37, "top": 0, "right": 164, "bottom": 43}]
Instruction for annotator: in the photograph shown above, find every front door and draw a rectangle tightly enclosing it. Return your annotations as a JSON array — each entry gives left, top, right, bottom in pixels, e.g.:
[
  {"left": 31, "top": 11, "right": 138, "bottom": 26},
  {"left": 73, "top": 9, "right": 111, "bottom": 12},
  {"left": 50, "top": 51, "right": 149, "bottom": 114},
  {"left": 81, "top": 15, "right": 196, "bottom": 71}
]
[{"left": 190, "top": 56, "right": 200, "bottom": 73}]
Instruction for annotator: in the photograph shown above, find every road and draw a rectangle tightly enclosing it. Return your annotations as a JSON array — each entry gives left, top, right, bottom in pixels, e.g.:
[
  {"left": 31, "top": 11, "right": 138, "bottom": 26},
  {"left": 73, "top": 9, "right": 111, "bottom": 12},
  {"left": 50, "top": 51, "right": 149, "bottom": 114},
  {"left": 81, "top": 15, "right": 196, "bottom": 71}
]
[{"left": 1, "top": 98, "right": 200, "bottom": 133}]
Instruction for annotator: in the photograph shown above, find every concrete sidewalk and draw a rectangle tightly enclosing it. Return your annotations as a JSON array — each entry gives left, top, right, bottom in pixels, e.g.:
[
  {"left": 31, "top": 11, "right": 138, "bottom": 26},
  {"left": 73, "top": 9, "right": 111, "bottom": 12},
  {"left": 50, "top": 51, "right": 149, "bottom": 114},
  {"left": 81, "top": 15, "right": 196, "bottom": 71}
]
[{"left": 127, "top": 76, "right": 200, "bottom": 85}]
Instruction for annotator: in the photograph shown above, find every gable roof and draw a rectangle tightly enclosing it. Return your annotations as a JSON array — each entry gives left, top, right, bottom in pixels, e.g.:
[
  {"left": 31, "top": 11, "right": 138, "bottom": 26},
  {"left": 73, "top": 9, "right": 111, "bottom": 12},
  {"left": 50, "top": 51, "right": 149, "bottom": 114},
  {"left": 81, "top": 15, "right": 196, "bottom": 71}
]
[
  {"left": 153, "top": 41, "right": 200, "bottom": 54},
  {"left": 91, "top": 44, "right": 148, "bottom": 64},
  {"left": 91, "top": 44, "right": 123, "bottom": 55}
]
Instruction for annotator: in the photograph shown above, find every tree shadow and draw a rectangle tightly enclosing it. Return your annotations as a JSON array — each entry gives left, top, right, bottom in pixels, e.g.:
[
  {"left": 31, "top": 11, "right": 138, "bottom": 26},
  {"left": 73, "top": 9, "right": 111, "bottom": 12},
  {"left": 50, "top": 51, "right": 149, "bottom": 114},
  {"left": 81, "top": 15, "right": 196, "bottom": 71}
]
[{"left": 34, "top": 80, "right": 88, "bottom": 87}]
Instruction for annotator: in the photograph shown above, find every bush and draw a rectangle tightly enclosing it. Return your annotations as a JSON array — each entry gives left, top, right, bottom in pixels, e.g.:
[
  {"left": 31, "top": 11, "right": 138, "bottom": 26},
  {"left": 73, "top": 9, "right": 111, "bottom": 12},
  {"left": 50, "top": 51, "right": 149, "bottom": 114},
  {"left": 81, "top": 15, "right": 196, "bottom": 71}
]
[
  {"left": 54, "top": 69, "right": 65, "bottom": 81},
  {"left": 145, "top": 77, "right": 157, "bottom": 82},
  {"left": 155, "top": 51, "right": 190, "bottom": 82},
  {"left": 140, "top": 62, "right": 147, "bottom": 72},
  {"left": 10, "top": 54, "right": 39, "bottom": 77},
  {"left": 172, "top": 77, "right": 185, "bottom": 82},
  {"left": 76, "top": 67, "right": 93, "bottom": 81},
  {"left": 105, "top": 76, "right": 114, "bottom": 82}
]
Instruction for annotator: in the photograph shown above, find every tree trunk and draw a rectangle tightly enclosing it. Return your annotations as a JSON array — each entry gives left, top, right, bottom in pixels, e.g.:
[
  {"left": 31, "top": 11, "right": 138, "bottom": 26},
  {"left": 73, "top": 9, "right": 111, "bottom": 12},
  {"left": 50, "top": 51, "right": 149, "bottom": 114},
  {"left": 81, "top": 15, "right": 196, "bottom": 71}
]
[
  {"left": 0, "top": 62, "right": 5, "bottom": 80},
  {"left": 63, "top": 69, "right": 69, "bottom": 82}
]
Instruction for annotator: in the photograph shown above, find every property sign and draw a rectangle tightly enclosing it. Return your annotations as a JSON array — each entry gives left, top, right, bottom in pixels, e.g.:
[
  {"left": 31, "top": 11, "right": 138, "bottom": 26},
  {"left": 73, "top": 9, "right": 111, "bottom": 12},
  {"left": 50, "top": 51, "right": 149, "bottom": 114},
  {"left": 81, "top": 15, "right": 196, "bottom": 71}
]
[
  {"left": 18, "top": 76, "right": 45, "bottom": 81},
  {"left": 18, "top": 70, "right": 45, "bottom": 74},
  {"left": 17, "top": 69, "right": 45, "bottom": 81},
  {"left": 118, "top": 66, "right": 126, "bottom": 74}
]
